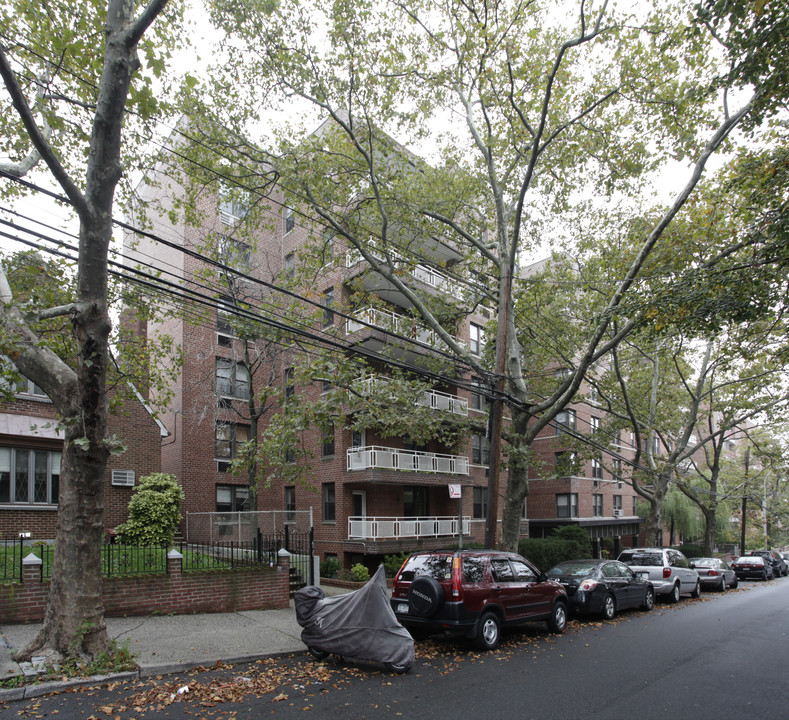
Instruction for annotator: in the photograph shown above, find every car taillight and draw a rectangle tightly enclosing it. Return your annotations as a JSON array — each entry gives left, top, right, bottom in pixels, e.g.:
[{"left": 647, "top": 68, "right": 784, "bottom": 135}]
[
  {"left": 663, "top": 567, "right": 672, "bottom": 578},
  {"left": 708, "top": 569, "right": 719, "bottom": 576},
  {"left": 451, "top": 557, "right": 463, "bottom": 599},
  {"left": 579, "top": 579, "right": 598, "bottom": 592}
]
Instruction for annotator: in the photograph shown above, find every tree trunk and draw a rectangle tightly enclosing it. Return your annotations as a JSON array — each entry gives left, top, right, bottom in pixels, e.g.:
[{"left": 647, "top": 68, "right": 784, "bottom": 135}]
[{"left": 644, "top": 477, "right": 669, "bottom": 546}]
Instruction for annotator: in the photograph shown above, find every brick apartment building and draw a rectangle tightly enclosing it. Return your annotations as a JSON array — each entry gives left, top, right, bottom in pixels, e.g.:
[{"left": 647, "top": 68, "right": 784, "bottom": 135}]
[
  {"left": 124, "top": 124, "right": 502, "bottom": 571},
  {"left": 0, "top": 375, "right": 166, "bottom": 538}
]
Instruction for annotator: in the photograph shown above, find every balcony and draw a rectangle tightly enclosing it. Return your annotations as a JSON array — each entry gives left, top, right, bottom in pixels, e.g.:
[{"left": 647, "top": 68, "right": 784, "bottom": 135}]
[
  {"left": 356, "top": 375, "right": 468, "bottom": 416},
  {"left": 346, "top": 307, "right": 464, "bottom": 354},
  {"left": 347, "top": 446, "right": 469, "bottom": 475},
  {"left": 346, "top": 249, "right": 464, "bottom": 305},
  {"left": 348, "top": 515, "right": 471, "bottom": 540}
]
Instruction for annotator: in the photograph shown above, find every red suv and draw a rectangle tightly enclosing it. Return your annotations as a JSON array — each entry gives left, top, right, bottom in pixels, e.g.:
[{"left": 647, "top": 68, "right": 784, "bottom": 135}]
[{"left": 390, "top": 550, "right": 569, "bottom": 650}]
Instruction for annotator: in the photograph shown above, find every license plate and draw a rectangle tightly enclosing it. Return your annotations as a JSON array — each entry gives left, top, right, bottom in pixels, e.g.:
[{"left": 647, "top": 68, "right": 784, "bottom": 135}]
[{"left": 396, "top": 603, "right": 408, "bottom": 614}]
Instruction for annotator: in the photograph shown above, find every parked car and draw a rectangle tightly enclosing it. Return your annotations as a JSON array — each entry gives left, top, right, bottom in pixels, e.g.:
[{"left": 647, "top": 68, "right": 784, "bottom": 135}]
[
  {"left": 688, "top": 557, "right": 738, "bottom": 591},
  {"left": 747, "top": 550, "right": 788, "bottom": 577},
  {"left": 390, "top": 550, "right": 569, "bottom": 650},
  {"left": 617, "top": 547, "right": 700, "bottom": 602},
  {"left": 731, "top": 554, "right": 773, "bottom": 581},
  {"left": 545, "top": 559, "right": 654, "bottom": 620}
]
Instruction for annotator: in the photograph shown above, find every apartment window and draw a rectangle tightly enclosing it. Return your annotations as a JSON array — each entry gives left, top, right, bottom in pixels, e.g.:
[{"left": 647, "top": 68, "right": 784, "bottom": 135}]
[
  {"left": 215, "top": 484, "right": 250, "bottom": 512},
  {"left": 285, "top": 207, "right": 295, "bottom": 234},
  {"left": 285, "top": 486, "right": 296, "bottom": 522},
  {"left": 218, "top": 187, "right": 248, "bottom": 222},
  {"left": 14, "top": 377, "right": 48, "bottom": 399},
  {"left": 472, "top": 434, "right": 490, "bottom": 465},
  {"left": 555, "top": 409, "right": 576, "bottom": 435},
  {"left": 284, "top": 367, "right": 294, "bottom": 400},
  {"left": 215, "top": 423, "right": 249, "bottom": 470},
  {"left": 556, "top": 493, "right": 578, "bottom": 518},
  {"left": 471, "top": 377, "right": 488, "bottom": 412},
  {"left": 593, "top": 493, "right": 603, "bottom": 517},
  {"left": 592, "top": 458, "right": 603, "bottom": 480},
  {"left": 473, "top": 486, "right": 488, "bottom": 519},
  {"left": 322, "top": 483, "right": 336, "bottom": 522},
  {"left": 218, "top": 235, "right": 251, "bottom": 270},
  {"left": 321, "top": 380, "right": 332, "bottom": 394},
  {"left": 216, "top": 359, "right": 250, "bottom": 400},
  {"left": 322, "top": 287, "right": 334, "bottom": 327},
  {"left": 283, "top": 252, "right": 295, "bottom": 279},
  {"left": 555, "top": 451, "right": 577, "bottom": 476},
  {"left": 590, "top": 416, "right": 600, "bottom": 434},
  {"left": 612, "top": 458, "right": 623, "bottom": 481},
  {"left": 613, "top": 495, "right": 623, "bottom": 513},
  {"left": 322, "top": 424, "right": 335, "bottom": 457},
  {"left": 403, "top": 486, "right": 429, "bottom": 517},
  {"left": 321, "top": 229, "right": 335, "bottom": 265},
  {"left": 216, "top": 295, "right": 236, "bottom": 338},
  {"left": 469, "top": 323, "right": 485, "bottom": 356},
  {"left": 0, "top": 447, "right": 61, "bottom": 505}
]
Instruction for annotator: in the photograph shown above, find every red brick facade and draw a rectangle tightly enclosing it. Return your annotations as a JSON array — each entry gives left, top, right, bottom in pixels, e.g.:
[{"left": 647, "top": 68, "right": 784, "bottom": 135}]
[{"left": 0, "top": 386, "right": 163, "bottom": 538}]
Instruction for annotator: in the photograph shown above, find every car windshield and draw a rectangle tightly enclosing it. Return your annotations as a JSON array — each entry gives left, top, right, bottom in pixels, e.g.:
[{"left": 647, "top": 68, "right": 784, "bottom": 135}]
[
  {"left": 620, "top": 551, "right": 662, "bottom": 566},
  {"left": 397, "top": 554, "right": 452, "bottom": 582},
  {"left": 736, "top": 557, "right": 762, "bottom": 564},
  {"left": 749, "top": 551, "right": 769, "bottom": 558},
  {"left": 691, "top": 558, "right": 717, "bottom": 568},
  {"left": 547, "top": 561, "right": 597, "bottom": 577}
]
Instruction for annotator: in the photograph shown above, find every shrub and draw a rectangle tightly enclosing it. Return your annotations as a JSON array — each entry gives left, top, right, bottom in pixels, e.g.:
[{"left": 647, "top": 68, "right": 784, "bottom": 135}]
[
  {"left": 350, "top": 563, "right": 370, "bottom": 582},
  {"left": 320, "top": 556, "right": 340, "bottom": 579},
  {"left": 383, "top": 551, "right": 410, "bottom": 578},
  {"left": 115, "top": 473, "right": 184, "bottom": 546},
  {"left": 518, "top": 526, "right": 593, "bottom": 572}
]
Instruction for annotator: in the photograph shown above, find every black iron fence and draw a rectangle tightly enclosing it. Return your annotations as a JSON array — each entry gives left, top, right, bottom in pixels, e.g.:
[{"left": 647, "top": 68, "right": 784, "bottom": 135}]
[{"left": 1, "top": 529, "right": 315, "bottom": 587}]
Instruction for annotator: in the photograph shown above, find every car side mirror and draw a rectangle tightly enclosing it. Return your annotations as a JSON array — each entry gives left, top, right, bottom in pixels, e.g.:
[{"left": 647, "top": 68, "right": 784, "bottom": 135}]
[{"left": 538, "top": 572, "right": 548, "bottom": 582}]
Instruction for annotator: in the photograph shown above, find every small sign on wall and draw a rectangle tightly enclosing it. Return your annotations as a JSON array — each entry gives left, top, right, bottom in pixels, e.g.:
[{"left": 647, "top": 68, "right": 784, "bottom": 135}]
[{"left": 448, "top": 484, "right": 462, "bottom": 499}]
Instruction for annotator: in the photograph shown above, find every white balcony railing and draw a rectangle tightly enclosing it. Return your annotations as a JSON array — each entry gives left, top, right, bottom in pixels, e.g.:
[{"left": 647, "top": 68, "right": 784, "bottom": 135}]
[
  {"left": 347, "top": 446, "right": 469, "bottom": 475},
  {"left": 348, "top": 515, "right": 471, "bottom": 540},
  {"left": 346, "top": 307, "right": 464, "bottom": 352},
  {"left": 346, "top": 248, "right": 463, "bottom": 300},
  {"left": 355, "top": 375, "right": 468, "bottom": 416}
]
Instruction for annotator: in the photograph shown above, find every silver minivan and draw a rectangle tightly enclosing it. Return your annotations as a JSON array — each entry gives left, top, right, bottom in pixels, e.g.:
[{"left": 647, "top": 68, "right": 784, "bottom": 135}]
[{"left": 618, "top": 548, "right": 700, "bottom": 603}]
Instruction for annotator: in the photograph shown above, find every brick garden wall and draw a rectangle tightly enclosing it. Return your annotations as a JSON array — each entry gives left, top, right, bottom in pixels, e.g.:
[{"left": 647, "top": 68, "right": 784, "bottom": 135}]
[{"left": 0, "top": 553, "right": 290, "bottom": 624}]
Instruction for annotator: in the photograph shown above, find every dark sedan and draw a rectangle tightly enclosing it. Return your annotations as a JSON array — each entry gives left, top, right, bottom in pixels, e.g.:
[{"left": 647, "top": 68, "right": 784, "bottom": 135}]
[
  {"left": 545, "top": 559, "right": 654, "bottom": 620},
  {"left": 747, "top": 550, "right": 788, "bottom": 577},
  {"left": 731, "top": 555, "right": 773, "bottom": 581},
  {"left": 689, "top": 557, "right": 738, "bottom": 591}
]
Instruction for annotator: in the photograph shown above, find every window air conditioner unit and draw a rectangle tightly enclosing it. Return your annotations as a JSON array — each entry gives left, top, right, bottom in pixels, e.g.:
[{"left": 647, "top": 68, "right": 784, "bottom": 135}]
[
  {"left": 111, "top": 470, "right": 135, "bottom": 487},
  {"left": 613, "top": 509, "right": 623, "bottom": 517}
]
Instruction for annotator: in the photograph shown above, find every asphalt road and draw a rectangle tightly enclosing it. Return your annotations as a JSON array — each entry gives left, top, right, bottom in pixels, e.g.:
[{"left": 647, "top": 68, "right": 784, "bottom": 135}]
[{"left": 3, "top": 578, "right": 788, "bottom": 720}]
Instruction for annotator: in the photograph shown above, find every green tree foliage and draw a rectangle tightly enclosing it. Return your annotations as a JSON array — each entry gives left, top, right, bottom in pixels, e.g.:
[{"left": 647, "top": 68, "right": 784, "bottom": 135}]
[{"left": 115, "top": 473, "right": 185, "bottom": 546}]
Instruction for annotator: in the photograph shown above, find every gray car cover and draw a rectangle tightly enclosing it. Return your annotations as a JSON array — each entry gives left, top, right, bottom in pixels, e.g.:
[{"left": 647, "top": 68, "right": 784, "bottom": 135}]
[{"left": 295, "top": 564, "right": 415, "bottom": 670}]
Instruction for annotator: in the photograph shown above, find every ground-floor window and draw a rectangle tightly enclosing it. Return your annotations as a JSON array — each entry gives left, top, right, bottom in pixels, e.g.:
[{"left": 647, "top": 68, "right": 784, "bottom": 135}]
[
  {"left": 556, "top": 493, "right": 578, "bottom": 518},
  {"left": 215, "top": 484, "right": 250, "bottom": 513},
  {"left": 0, "top": 447, "right": 61, "bottom": 505}
]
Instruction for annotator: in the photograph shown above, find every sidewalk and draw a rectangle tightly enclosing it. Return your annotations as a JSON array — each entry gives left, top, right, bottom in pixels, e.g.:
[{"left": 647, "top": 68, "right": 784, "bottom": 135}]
[{"left": 0, "top": 583, "right": 349, "bottom": 701}]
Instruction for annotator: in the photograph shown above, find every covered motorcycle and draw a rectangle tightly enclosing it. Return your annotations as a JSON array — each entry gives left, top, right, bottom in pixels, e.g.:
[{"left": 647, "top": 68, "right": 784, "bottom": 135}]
[{"left": 294, "top": 564, "right": 415, "bottom": 673}]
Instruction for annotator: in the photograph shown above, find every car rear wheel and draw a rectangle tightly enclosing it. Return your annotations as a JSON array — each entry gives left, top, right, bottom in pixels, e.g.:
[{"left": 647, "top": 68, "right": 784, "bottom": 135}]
[
  {"left": 668, "top": 582, "right": 681, "bottom": 603},
  {"left": 601, "top": 594, "right": 616, "bottom": 621},
  {"left": 718, "top": 578, "right": 726, "bottom": 592},
  {"left": 547, "top": 601, "right": 568, "bottom": 634},
  {"left": 642, "top": 587, "right": 655, "bottom": 611},
  {"left": 690, "top": 580, "right": 701, "bottom": 599},
  {"left": 475, "top": 612, "right": 501, "bottom": 651}
]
